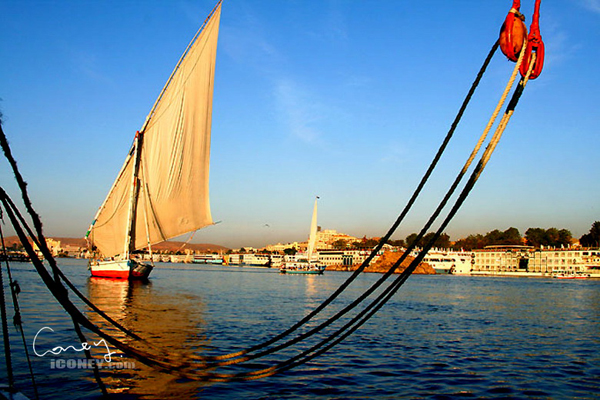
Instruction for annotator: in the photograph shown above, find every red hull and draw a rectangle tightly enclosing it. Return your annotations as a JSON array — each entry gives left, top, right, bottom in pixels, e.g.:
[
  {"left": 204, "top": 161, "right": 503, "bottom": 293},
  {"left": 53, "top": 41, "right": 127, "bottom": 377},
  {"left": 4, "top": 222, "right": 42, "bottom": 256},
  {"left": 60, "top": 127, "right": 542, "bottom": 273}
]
[
  {"left": 90, "top": 259, "right": 153, "bottom": 280},
  {"left": 90, "top": 269, "right": 130, "bottom": 279}
]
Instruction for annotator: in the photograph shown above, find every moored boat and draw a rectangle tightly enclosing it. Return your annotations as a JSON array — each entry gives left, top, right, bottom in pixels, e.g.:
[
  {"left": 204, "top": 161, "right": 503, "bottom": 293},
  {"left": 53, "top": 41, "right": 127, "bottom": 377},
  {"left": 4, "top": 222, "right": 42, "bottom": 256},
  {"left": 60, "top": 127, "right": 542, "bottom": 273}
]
[
  {"left": 280, "top": 259, "right": 325, "bottom": 275},
  {"left": 552, "top": 271, "right": 575, "bottom": 279},
  {"left": 551, "top": 270, "right": 590, "bottom": 279}
]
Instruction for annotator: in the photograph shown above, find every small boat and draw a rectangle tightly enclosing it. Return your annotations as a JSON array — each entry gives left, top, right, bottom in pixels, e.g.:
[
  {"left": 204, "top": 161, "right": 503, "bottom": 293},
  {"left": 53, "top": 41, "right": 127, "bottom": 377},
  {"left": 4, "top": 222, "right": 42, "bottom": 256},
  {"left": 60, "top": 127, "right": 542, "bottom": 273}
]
[
  {"left": 552, "top": 272, "right": 575, "bottom": 279},
  {"left": 551, "top": 270, "right": 590, "bottom": 279},
  {"left": 280, "top": 259, "right": 325, "bottom": 275},
  {"left": 0, "top": 251, "right": 30, "bottom": 262},
  {"left": 85, "top": 2, "right": 222, "bottom": 279},
  {"left": 280, "top": 197, "right": 326, "bottom": 275},
  {"left": 575, "top": 272, "right": 591, "bottom": 279}
]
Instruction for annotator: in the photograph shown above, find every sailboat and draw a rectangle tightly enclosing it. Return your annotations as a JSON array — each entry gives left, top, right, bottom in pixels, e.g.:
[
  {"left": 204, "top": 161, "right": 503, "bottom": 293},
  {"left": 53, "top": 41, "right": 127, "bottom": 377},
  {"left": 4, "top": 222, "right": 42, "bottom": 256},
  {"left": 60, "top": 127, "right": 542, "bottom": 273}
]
[
  {"left": 85, "top": 2, "right": 222, "bottom": 279},
  {"left": 280, "top": 197, "right": 326, "bottom": 275}
]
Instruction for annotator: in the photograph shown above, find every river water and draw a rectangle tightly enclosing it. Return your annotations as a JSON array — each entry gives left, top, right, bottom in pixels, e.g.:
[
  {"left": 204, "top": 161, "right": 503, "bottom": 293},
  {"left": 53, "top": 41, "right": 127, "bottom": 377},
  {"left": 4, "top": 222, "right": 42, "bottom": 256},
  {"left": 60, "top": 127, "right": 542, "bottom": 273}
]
[{"left": 1, "top": 258, "right": 599, "bottom": 399}]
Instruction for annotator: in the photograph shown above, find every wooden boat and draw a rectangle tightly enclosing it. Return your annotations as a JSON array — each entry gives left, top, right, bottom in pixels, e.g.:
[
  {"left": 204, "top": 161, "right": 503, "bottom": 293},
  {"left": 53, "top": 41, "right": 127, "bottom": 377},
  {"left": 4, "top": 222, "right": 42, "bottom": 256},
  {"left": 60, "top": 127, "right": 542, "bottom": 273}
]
[{"left": 85, "top": 2, "right": 222, "bottom": 279}]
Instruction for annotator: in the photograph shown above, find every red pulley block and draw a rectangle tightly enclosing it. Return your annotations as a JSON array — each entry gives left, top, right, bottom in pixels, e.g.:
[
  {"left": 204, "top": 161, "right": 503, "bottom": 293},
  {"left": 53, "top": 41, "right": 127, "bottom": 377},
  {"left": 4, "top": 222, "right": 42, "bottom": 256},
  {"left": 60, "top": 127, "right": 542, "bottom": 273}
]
[
  {"left": 519, "top": 0, "right": 544, "bottom": 80},
  {"left": 499, "top": 8, "right": 527, "bottom": 62}
]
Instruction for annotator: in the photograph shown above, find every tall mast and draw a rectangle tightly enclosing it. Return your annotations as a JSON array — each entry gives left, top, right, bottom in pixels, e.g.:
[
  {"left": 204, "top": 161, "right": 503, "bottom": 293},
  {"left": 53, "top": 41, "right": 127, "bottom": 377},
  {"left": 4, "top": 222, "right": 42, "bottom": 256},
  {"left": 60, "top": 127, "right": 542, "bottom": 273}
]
[{"left": 123, "top": 131, "right": 144, "bottom": 257}]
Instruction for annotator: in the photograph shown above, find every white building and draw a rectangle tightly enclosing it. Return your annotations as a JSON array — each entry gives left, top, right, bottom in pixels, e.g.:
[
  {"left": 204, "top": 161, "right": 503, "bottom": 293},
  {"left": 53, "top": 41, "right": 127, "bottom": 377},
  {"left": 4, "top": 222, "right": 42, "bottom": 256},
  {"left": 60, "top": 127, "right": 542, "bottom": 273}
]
[{"left": 469, "top": 246, "right": 600, "bottom": 277}]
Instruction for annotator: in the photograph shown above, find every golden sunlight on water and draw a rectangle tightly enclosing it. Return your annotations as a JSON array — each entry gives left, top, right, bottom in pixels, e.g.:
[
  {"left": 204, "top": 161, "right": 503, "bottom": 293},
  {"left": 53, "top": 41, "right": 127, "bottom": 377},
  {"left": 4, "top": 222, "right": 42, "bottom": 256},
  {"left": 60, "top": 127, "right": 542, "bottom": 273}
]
[{"left": 85, "top": 276, "right": 210, "bottom": 397}]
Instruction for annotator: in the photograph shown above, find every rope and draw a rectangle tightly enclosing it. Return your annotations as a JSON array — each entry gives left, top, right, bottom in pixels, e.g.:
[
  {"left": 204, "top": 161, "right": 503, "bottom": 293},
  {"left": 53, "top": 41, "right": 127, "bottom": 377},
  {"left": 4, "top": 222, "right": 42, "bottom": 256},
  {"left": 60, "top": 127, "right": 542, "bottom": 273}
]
[
  {"left": 189, "top": 44, "right": 538, "bottom": 383},
  {"left": 0, "top": 19, "right": 540, "bottom": 389},
  {"left": 161, "top": 38, "right": 532, "bottom": 381},
  {"left": 0, "top": 122, "right": 154, "bottom": 345},
  {"left": 190, "top": 40, "right": 502, "bottom": 366},
  {"left": 0, "top": 219, "right": 39, "bottom": 399},
  {"left": 0, "top": 40, "right": 504, "bottom": 380},
  {"left": 71, "top": 316, "right": 108, "bottom": 397},
  {"left": 0, "top": 193, "right": 206, "bottom": 383},
  {"left": 180, "top": 40, "right": 509, "bottom": 370},
  {"left": 0, "top": 38, "right": 521, "bottom": 383},
  {"left": 273, "top": 57, "right": 537, "bottom": 381},
  {"left": 0, "top": 211, "right": 15, "bottom": 389}
]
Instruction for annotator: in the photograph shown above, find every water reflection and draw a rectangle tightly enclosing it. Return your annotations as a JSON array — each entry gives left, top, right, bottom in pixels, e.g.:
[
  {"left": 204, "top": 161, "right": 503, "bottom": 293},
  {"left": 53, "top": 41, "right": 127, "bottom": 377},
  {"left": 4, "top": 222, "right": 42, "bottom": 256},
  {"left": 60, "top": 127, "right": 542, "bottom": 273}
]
[{"left": 85, "top": 276, "right": 210, "bottom": 397}]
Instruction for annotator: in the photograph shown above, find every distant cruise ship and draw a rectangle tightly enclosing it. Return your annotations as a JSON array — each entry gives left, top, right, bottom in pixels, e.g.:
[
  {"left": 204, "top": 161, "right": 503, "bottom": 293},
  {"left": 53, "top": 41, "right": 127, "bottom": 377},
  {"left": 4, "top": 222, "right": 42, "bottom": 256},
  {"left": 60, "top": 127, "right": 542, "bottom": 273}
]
[
  {"left": 469, "top": 246, "right": 600, "bottom": 278},
  {"left": 192, "top": 254, "right": 224, "bottom": 264},
  {"left": 418, "top": 246, "right": 600, "bottom": 278},
  {"left": 226, "top": 254, "right": 271, "bottom": 267},
  {"left": 422, "top": 251, "right": 472, "bottom": 275}
]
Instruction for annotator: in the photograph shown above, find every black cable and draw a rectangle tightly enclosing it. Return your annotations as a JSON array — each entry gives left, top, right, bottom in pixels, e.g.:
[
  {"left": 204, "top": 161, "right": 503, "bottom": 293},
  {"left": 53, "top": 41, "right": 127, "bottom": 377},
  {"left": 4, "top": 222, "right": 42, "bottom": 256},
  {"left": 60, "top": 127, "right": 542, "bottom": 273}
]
[
  {"left": 196, "top": 39, "right": 501, "bottom": 364},
  {"left": 270, "top": 75, "right": 532, "bottom": 379},
  {"left": 197, "top": 74, "right": 531, "bottom": 382},
  {"left": 0, "top": 122, "right": 145, "bottom": 343},
  {"left": 0, "top": 213, "right": 15, "bottom": 389},
  {"left": 0, "top": 37, "right": 524, "bottom": 384},
  {"left": 0, "top": 191, "right": 189, "bottom": 373}
]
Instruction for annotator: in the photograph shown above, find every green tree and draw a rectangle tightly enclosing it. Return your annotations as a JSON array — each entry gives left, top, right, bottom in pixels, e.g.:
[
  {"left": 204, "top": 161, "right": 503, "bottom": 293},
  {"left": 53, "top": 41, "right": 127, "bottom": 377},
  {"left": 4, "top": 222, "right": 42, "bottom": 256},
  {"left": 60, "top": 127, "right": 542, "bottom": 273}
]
[
  {"left": 526, "top": 227, "right": 573, "bottom": 248},
  {"left": 435, "top": 233, "right": 451, "bottom": 248},
  {"left": 580, "top": 221, "right": 600, "bottom": 247},
  {"left": 421, "top": 232, "right": 451, "bottom": 249},
  {"left": 404, "top": 232, "right": 450, "bottom": 249},
  {"left": 452, "top": 234, "right": 486, "bottom": 250},
  {"left": 557, "top": 229, "right": 573, "bottom": 247},
  {"left": 501, "top": 227, "right": 522, "bottom": 245},
  {"left": 484, "top": 229, "right": 503, "bottom": 244},
  {"left": 405, "top": 233, "right": 420, "bottom": 248},
  {"left": 352, "top": 236, "right": 379, "bottom": 248},
  {"left": 546, "top": 228, "right": 560, "bottom": 246},
  {"left": 483, "top": 227, "right": 522, "bottom": 246},
  {"left": 387, "top": 239, "right": 406, "bottom": 248},
  {"left": 360, "top": 237, "right": 379, "bottom": 248},
  {"left": 525, "top": 228, "right": 546, "bottom": 247},
  {"left": 332, "top": 239, "right": 348, "bottom": 250}
]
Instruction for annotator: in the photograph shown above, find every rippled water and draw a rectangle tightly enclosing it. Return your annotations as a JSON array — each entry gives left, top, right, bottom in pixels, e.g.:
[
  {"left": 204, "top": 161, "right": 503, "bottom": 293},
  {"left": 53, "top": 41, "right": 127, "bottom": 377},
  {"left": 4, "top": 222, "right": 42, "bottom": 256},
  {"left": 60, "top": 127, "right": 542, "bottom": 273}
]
[{"left": 2, "top": 258, "right": 599, "bottom": 399}]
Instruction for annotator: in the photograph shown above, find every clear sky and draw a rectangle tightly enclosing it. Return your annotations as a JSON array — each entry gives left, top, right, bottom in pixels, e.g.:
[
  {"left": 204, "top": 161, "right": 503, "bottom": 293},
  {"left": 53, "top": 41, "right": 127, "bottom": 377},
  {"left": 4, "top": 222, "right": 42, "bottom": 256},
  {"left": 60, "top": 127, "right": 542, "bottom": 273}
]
[{"left": 1, "top": 0, "right": 599, "bottom": 249}]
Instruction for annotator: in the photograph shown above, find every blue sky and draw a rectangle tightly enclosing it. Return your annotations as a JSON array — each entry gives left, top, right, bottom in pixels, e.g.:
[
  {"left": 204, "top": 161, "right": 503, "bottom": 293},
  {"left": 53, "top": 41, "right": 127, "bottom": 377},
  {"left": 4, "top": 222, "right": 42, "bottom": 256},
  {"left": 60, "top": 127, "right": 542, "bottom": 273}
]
[{"left": 1, "top": 0, "right": 599, "bottom": 248}]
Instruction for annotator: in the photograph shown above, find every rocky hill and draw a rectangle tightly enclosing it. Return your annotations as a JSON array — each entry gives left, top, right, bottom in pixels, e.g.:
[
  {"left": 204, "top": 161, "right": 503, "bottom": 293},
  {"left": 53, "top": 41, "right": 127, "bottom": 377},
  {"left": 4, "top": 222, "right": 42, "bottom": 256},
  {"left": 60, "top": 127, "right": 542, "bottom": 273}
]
[{"left": 326, "top": 250, "right": 436, "bottom": 274}]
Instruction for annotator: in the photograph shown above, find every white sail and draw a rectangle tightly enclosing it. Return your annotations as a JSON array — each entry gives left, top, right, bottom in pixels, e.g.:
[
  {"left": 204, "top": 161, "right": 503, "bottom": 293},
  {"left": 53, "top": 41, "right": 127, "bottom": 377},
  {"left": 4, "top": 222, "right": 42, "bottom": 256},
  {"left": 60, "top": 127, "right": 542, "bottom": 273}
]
[
  {"left": 306, "top": 197, "right": 319, "bottom": 259},
  {"left": 87, "top": 4, "right": 221, "bottom": 258}
]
